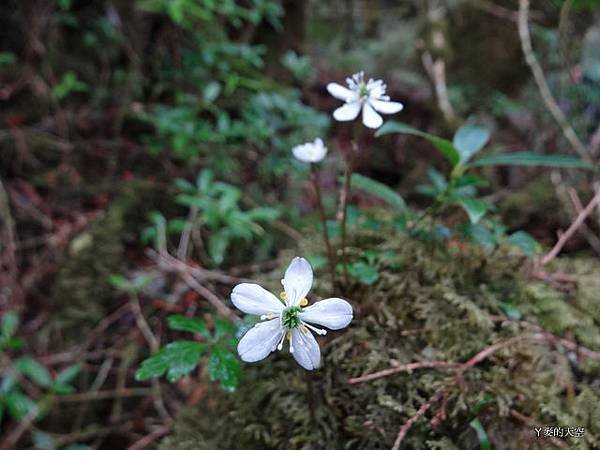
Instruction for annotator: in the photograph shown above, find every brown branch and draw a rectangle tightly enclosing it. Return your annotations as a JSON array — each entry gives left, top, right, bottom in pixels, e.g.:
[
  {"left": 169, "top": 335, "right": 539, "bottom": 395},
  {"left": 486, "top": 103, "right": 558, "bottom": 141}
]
[
  {"left": 390, "top": 333, "right": 581, "bottom": 449},
  {"left": 348, "top": 361, "right": 461, "bottom": 384},
  {"left": 540, "top": 189, "right": 600, "bottom": 265},
  {"left": 148, "top": 250, "right": 239, "bottom": 321},
  {"left": 517, "top": 0, "right": 589, "bottom": 160}
]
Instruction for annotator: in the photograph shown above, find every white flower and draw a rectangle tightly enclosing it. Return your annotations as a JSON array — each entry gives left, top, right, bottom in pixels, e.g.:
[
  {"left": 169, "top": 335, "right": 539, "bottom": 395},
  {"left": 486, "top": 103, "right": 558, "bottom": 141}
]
[
  {"left": 327, "top": 71, "right": 404, "bottom": 129},
  {"left": 292, "top": 138, "right": 327, "bottom": 163},
  {"left": 231, "top": 257, "right": 353, "bottom": 370}
]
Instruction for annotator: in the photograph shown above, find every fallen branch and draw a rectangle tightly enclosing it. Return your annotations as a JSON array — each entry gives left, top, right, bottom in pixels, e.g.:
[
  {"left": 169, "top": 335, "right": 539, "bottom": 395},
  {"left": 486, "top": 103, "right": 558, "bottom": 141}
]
[
  {"left": 518, "top": 0, "right": 589, "bottom": 160},
  {"left": 148, "top": 250, "right": 239, "bottom": 321},
  {"left": 389, "top": 331, "right": 596, "bottom": 449},
  {"left": 348, "top": 361, "right": 461, "bottom": 384},
  {"left": 540, "top": 189, "right": 600, "bottom": 265}
]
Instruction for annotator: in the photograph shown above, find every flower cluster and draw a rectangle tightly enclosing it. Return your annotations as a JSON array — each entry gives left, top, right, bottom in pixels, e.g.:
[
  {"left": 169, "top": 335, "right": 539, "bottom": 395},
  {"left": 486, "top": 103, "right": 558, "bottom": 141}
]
[
  {"left": 233, "top": 70, "right": 401, "bottom": 369},
  {"left": 231, "top": 257, "right": 352, "bottom": 370}
]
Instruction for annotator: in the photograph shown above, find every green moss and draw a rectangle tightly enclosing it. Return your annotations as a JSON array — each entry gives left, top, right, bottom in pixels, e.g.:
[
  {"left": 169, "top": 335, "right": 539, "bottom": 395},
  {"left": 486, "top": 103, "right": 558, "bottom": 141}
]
[
  {"left": 50, "top": 180, "right": 163, "bottom": 339},
  {"left": 160, "top": 235, "right": 600, "bottom": 450}
]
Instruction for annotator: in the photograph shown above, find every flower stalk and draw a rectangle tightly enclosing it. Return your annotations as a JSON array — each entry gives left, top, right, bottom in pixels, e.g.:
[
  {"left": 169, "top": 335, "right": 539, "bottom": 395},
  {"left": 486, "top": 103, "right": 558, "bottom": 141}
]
[
  {"left": 337, "top": 141, "right": 357, "bottom": 287},
  {"left": 309, "top": 163, "right": 337, "bottom": 291}
]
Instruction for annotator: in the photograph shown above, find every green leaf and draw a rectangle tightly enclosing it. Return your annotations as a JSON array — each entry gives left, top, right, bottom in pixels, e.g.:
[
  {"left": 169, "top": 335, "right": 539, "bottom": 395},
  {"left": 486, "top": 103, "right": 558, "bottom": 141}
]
[
  {"left": 470, "top": 152, "right": 596, "bottom": 170},
  {"left": 469, "top": 418, "right": 491, "bottom": 450},
  {"left": 15, "top": 357, "right": 53, "bottom": 388},
  {"left": 498, "top": 302, "right": 523, "bottom": 320},
  {"left": 1, "top": 311, "right": 18, "bottom": 339},
  {"left": 108, "top": 274, "right": 130, "bottom": 290},
  {"left": 135, "top": 341, "right": 207, "bottom": 382},
  {"left": 376, "top": 121, "right": 460, "bottom": 166},
  {"left": 4, "top": 391, "right": 37, "bottom": 421},
  {"left": 168, "top": 315, "right": 209, "bottom": 337},
  {"left": 203, "top": 81, "right": 221, "bottom": 103},
  {"left": 452, "top": 195, "right": 493, "bottom": 224},
  {"left": 52, "top": 383, "right": 76, "bottom": 395},
  {"left": 207, "top": 346, "right": 241, "bottom": 392},
  {"left": 347, "top": 262, "right": 379, "bottom": 285},
  {"left": 348, "top": 174, "right": 407, "bottom": 212},
  {"left": 54, "top": 364, "right": 81, "bottom": 386},
  {"left": 506, "top": 231, "right": 539, "bottom": 257},
  {"left": 208, "top": 232, "right": 229, "bottom": 265},
  {"left": 32, "top": 431, "right": 56, "bottom": 450},
  {"left": 453, "top": 124, "right": 490, "bottom": 165},
  {"left": 460, "top": 223, "right": 497, "bottom": 249}
]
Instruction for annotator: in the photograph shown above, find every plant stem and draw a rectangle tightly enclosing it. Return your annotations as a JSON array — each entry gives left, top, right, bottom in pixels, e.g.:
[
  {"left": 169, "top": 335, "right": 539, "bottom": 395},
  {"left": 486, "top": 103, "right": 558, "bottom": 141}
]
[
  {"left": 337, "top": 141, "right": 357, "bottom": 287},
  {"left": 310, "top": 163, "right": 337, "bottom": 292},
  {"left": 303, "top": 370, "right": 317, "bottom": 427}
]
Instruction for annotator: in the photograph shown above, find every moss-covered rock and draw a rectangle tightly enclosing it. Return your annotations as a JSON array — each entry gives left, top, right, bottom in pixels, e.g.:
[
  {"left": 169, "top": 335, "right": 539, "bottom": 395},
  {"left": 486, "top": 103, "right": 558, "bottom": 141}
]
[{"left": 160, "top": 236, "right": 600, "bottom": 450}]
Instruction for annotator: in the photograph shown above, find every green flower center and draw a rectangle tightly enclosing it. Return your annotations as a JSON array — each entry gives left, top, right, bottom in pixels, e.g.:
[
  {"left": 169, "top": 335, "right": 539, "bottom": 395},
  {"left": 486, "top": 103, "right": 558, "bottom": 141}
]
[
  {"left": 281, "top": 306, "right": 302, "bottom": 329},
  {"left": 359, "top": 85, "right": 370, "bottom": 98}
]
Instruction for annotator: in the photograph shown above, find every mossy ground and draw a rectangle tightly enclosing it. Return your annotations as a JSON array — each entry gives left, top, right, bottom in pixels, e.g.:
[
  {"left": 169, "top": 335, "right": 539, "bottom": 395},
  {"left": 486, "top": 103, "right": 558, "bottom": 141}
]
[{"left": 159, "top": 234, "right": 600, "bottom": 450}]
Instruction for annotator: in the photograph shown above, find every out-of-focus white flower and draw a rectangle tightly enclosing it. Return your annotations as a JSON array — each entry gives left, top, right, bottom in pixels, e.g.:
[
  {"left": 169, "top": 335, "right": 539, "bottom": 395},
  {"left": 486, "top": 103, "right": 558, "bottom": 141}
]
[
  {"left": 231, "top": 257, "right": 353, "bottom": 370},
  {"left": 327, "top": 71, "right": 404, "bottom": 129},
  {"left": 292, "top": 138, "right": 327, "bottom": 163}
]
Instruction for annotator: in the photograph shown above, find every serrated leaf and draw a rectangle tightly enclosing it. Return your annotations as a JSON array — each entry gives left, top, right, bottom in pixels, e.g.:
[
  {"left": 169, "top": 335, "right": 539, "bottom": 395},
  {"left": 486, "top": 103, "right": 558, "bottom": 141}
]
[
  {"left": 506, "top": 231, "right": 539, "bottom": 257},
  {"left": 168, "top": 315, "right": 209, "bottom": 337},
  {"left": 135, "top": 341, "right": 206, "bottom": 382},
  {"left": 376, "top": 121, "right": 460, "bottom": 166},
  {"left": 453, "top": 124, "right": 490, "bottom": 165},
  {"left": 207, "top": 346, "right": 240, "bottom": 392},
  {"left": 470, "top": 152, "right": 596, "bottom": 170},
  {"left": 453, "top": 195, "right": 493, "bottom": 224},
  {"left": 349, "top": 174, "right": 407, "bottom": 212},
  {"left": 16, "top": 357, "right": 52, "bottom": 388}
]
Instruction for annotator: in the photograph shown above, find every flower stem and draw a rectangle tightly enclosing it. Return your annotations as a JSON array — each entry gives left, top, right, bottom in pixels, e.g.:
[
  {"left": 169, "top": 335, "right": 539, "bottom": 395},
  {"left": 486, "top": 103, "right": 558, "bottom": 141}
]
[
  {"left": 303, "top": 369, "right": 317, "bottom": 427},
  {"left": 337, "top": 141, "right": 357, "bottom": 288},
  {"left": 310, "top": 163, "right": 337, "bottom": 292}
]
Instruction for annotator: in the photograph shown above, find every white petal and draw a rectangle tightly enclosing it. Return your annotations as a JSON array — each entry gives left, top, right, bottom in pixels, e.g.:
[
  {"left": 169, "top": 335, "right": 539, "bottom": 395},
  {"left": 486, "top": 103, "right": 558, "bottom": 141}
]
[
  {"left": 237, "top": 319, "right": 282, "bottom": 362},
  {"left": 281, "top": 257, "right": 313, "bottom": 306},
  {"left": 299, "top": 298, "right": 353, "bottom": 330},
  {"left": 362, "top": 101, "right": 383, "bottom": 129},
  {"left": 370, "top": 99, "right": 404, "bottom": 114},
  {"left": 333, "top": 101, "right": 361, "bottom": 122},
  {"left": 292, "top": 138, "right": 327, "bottom": 163},
  {"left": 231, "top": 283, "right": 284, "bottom": 316},
  {"left": 291, "top": 328, "right": 320, "bottom": 370},
  {"left": 326, "top": 82, "right": 354, "bottom": 101}
]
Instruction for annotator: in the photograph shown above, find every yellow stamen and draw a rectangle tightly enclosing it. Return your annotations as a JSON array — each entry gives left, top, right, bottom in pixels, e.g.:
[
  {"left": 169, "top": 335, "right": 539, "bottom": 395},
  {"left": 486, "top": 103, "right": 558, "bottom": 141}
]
[
  {"left": 301, "top": 326, "right": 308, "bottom": 334},
  {"left": 300, "top": 298, "right": 308, "bottom": 306},
  {"left": 287, "top": 332, "right": 292, "bottom": 340},
  {"left": 279, "top": 291, "right": 287, "bottom": 302},
  {"left": 266, "top": 312, "right": 274, "bottom": 320}
]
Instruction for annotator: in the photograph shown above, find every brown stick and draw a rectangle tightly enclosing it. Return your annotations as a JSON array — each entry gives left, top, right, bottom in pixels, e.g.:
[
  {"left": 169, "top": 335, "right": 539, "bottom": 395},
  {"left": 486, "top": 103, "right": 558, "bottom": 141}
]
[
  {"left": 348, "top": 361, "right": 462, "bottom": 384},
  {"left": 518, "top": 0, "right": 589, "bottom": 160},
  {"left": 148, "top": 250, "right": 239, "bottom": 321},
  {"left": 541, "top": 189, "right": 600, "bottom": 265},
  {"left": 390, "top": 334, "right": 561, "bottom": 449}
]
